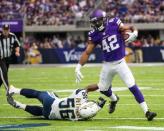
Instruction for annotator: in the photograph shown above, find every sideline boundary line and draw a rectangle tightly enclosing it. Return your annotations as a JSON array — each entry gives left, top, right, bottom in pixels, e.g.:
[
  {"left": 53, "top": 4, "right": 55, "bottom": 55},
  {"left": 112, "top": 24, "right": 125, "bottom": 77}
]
[{"left": 10, "top": 63, "right": 164, "bottom": 68}]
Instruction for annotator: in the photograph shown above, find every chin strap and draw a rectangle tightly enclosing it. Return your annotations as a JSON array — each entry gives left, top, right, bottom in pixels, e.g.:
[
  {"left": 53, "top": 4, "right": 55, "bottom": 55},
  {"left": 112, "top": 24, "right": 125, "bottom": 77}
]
[{"left": 98, "top": 24, "right": 105, "bottom": 31}]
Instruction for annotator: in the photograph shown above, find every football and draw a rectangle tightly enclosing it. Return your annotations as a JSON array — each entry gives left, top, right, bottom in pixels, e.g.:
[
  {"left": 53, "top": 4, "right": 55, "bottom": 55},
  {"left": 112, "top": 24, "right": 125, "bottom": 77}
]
[{"left": 121, "top": 29, "right": 133, "bottom": 40}]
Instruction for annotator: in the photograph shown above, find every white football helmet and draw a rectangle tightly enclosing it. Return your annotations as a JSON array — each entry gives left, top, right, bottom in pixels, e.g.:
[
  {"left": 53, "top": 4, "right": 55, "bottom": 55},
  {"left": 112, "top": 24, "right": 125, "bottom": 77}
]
[{"left": 79, "top": 101, "right": 100, "bottom": 119}]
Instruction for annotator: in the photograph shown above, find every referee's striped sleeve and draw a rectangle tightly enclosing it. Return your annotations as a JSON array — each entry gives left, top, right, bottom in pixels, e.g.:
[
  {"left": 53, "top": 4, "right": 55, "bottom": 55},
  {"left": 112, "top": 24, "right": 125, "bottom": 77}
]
[{"left": 14, "top": 34, "right": 20, "bottom": 47}]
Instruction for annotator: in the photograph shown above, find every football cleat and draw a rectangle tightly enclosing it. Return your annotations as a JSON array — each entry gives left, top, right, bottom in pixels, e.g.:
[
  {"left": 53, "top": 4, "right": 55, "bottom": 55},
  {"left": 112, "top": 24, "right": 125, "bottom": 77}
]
[
  {"left": 97, "top": 97, "right": 106, "bottom": 108},
  {"left": 7, "top": 96, "right": 21, "bottom": 109},
  {"left": 109, "top": 95, "right": 119, "bottom": 114},
  {"left": 145, "top": 111, "right": 157, "bottom": 121}
]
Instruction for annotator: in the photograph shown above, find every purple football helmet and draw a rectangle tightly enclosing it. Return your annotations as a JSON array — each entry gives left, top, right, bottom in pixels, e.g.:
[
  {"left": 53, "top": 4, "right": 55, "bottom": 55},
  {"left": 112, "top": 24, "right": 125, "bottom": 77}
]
[{"left": 90, "top": 9, "right": 107, "bottom": 31}]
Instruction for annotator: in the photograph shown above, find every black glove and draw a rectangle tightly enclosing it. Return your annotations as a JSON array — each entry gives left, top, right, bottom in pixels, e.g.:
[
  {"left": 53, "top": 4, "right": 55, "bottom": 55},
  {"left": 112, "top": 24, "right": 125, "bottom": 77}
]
[{"left": 97, "top": 97, "right": 106, "bottom": 108}]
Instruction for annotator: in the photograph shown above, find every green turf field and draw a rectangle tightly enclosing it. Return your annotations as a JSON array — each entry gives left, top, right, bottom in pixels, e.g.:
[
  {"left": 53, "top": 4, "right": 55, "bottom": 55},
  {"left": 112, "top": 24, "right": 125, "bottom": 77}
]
[{"left": 0, "top": 64, "right": 164, "bottom": 131}]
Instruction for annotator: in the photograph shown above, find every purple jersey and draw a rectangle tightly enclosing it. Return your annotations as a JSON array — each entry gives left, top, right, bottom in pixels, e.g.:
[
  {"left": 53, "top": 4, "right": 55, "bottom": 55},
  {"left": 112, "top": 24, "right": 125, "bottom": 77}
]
[{"left": 88, "top": 17, "right": 125, "bottom": 62}]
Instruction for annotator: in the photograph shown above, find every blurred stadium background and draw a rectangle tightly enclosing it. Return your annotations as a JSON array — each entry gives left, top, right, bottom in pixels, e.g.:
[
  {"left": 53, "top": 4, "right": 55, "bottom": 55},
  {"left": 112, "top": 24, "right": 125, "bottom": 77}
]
[{"left": 0, "top": 0, "right": 164, "bottom": 64}]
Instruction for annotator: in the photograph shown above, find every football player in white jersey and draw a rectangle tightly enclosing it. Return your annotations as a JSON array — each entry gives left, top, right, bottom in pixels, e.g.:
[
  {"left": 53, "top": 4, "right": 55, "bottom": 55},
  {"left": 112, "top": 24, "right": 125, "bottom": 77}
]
[{"left": 7, "top": 85, "right": 106, "bottom": 121}]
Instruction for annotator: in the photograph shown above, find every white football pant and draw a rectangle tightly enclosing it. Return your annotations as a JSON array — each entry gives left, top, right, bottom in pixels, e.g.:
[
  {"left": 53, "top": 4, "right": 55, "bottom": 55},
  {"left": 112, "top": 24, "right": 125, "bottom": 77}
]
[{"left": 98, "top": 58, "right": 135, "bottom": 91}]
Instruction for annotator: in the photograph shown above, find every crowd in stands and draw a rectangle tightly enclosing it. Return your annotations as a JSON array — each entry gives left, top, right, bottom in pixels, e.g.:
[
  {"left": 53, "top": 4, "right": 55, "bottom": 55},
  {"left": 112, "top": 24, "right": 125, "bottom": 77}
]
[
  {"left": 1, "top": 0, "right": 163, "bottom": 25},
  {"left": 101, "top": 0, "right": 164, "bottom": 23},
  {"left": 23, "top": 34, "right": 164, "bottom": 51},
  {"left": 25, "top": 0, "right": 97, "bottom": 25},
  {"left": 0, "top": 0, "right": 97, "bottom": 25},
  {"left": 0, "top": 0, "right": 24, "bottom": 20},
  {"left": 23, "top": 35, "right": 85, "bottom": 50}
]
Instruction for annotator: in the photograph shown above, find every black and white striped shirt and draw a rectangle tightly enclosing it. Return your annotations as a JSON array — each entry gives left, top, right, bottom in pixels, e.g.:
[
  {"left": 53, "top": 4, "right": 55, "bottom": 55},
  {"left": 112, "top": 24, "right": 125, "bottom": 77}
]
[{"left": 0, "top": 32, "right": 20, "bottom": 59}]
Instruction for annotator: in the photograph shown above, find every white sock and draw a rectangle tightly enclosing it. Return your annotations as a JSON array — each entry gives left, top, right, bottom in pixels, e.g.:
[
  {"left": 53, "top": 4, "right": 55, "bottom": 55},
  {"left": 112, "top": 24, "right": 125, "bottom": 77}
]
[
  {"left": 15, "top": 100, "right": 26, "bottom": 110},
  {"left": 110, "top": 93, "right": 117, "bottom": 101},
  {"left": 14, "top": 88, "right": 21, "bottom": 94},
  {"left": 140, "top": 101, "right": 149, "bottom": 114},
  {"left": 19, "top": 103, "right": 26, "bottom": 110}
]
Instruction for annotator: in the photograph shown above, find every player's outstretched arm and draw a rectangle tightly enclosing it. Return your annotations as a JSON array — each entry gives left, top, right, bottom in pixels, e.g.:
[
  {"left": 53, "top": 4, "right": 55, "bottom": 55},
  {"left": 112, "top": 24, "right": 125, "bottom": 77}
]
[
  {"left": 75, "top": 41, "right": 95, "bottom": 83},
  {"left": 85, "top": 84, "right": 99, "bottom": 93}
]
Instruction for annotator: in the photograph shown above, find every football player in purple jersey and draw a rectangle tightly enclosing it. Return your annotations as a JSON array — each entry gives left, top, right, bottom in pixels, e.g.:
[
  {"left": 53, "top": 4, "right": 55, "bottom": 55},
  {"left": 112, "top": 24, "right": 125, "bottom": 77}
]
[{"left": 75, "top": 9, "right": 157, "bottom": 121}]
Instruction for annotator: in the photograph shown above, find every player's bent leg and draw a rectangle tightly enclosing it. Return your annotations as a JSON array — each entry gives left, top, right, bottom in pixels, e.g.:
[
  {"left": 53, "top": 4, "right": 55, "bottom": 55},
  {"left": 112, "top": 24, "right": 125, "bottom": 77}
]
[
  {"left": 98, "top": 62, "right": 119, "bottom": 114},
  {"left": 40, "top": 92, "right": 56, "bottom": 119},
  {"left": 11, "top": 86, "right": 56, "bottom": 118},
  {"left": 21, "top": 88, "right": 55, "bottom": 116},
  {"left": 129, "top": 84, "right": 157, "bottom": 121},
  {"left": 9, "top": 86, "right": 50, "bottom": 103},
  {"left": 129, "top": 85, "right": 144, "bottom": 104},
  {"left": 9, "top": 85, "right": 41, "bottom": 98},
  {"left": 7, "top": 96, "right": 26, "bottom": 109},
  {"left": 117, "top": 60, "right": 157, "bottom": 120},
  {"left": 25, "top": 105, "right": 43, "bottom": 116},
  {"left": 117, "top": 60, "right": 145, "bottom": 108},
  {"left": 7, "top": 93, "right": 44, "bottom": 117},
  {"left": 20, "top": 88, "right": 42, "bottom": 98},
  {"left": 99, "top": 84, "right": 119, "bottom": 114}
]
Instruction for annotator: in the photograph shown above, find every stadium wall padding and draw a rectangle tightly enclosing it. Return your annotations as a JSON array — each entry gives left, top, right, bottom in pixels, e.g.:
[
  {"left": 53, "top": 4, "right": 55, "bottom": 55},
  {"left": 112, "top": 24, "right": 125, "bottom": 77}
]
[
  {"left": 39, "top": 48, "right": 103, "bottom": 64},
  {"left": 38, "top": 47, "right": 164, "bottom": 63},
  {"left": 142, "top": 47, "right": 164, "bottom": 62}
]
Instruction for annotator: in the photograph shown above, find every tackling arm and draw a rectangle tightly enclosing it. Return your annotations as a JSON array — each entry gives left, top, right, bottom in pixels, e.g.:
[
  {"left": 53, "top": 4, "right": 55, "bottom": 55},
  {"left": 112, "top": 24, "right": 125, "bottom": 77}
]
[{"left": 85, "top": 84, "right": 98, "bottom": 93}]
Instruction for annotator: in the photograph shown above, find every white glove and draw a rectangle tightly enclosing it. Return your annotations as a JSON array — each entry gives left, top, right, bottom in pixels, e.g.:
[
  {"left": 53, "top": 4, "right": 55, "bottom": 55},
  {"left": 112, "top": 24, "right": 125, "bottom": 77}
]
[
  {"left": 75, "top": 63, "right": 84, "bottom": 83},
  {"left": 125, "top": 30, "right": 138, "bottom": 43}
]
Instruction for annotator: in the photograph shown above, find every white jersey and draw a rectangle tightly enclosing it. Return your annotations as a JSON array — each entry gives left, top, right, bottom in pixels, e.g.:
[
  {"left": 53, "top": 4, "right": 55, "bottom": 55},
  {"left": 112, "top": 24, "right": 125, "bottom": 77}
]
[{"left": 48, "top": 89, "right": 87, "bottom": 120}]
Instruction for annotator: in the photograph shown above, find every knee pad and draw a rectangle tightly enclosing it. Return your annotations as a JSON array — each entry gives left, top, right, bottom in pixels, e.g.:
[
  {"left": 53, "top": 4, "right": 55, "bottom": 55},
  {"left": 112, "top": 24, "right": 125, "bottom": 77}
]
[
  {"left": 126, "top": 79, "right": 135, "bottom": 88},
  {"left": 122, "top": 73, "right": 135, "bottom": 88},
  {"left": 98, "top": 82, "right": 110, "bottom": 91}
]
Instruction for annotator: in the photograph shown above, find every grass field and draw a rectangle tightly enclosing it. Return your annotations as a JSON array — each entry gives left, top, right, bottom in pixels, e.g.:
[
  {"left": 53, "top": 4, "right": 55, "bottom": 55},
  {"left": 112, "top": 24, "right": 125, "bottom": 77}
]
[{"left": 0, "top": 64, "right": 164, "bottom": 131}]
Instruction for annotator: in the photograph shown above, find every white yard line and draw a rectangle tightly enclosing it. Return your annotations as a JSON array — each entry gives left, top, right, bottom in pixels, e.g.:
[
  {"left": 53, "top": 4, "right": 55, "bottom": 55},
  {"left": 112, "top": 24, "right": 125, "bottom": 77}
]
[
  {"left": 85, "top": 130, "right": 102, "bottom": 131},
  {"left": 0, "top": 116, "right": 41, "bottom": 119},
  {"left": 95, "top": 118, "right": 164, "bottom": 120},
  {"left": 49, "top": 87, "right": 152, "bottom": 92},
  {"left": 0, "top": 116, "right": 164, "bottom": 120},
  {"left": 1, "top": 86, "right": 164, "bottom": 98},
  {"left": 110, "top": 126, "right": 164, "bottom": 130}
]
